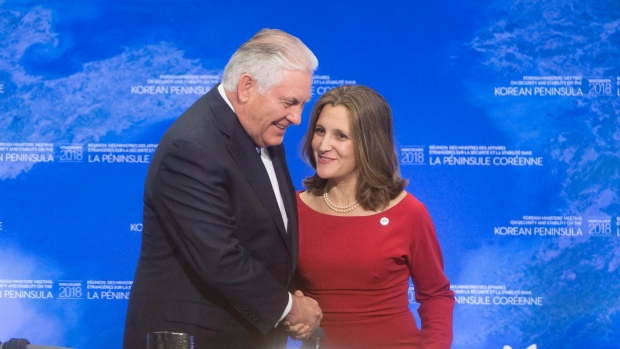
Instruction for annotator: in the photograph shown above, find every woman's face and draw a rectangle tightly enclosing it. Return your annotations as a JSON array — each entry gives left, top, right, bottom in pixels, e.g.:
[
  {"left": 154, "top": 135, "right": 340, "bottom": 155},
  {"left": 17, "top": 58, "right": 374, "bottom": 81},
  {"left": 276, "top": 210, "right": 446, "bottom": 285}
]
[{"left": 312, "top": 104, "right": 357, "bottom": 184}]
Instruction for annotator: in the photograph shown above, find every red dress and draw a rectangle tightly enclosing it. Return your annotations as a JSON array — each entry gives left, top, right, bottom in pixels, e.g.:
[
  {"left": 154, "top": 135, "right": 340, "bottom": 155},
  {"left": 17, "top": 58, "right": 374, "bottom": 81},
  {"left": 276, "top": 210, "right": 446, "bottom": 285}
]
[{"left": 296, "top": 192, "right": 454, "bottom": 349}]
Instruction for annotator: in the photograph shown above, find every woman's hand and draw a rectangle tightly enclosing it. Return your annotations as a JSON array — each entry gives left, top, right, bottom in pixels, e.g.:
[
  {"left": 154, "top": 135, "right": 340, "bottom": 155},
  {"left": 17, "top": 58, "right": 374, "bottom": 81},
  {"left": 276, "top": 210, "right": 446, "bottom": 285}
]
[{"left": 284, "top": 290, "right": 315, "bottom": 340}]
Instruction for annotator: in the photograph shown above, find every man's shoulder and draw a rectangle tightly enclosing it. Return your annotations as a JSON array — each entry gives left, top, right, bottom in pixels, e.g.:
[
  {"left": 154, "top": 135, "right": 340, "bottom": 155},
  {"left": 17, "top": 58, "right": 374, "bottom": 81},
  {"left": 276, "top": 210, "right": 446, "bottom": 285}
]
[{"left": 167, "top": 91, "right": 227, "bottom": 136}]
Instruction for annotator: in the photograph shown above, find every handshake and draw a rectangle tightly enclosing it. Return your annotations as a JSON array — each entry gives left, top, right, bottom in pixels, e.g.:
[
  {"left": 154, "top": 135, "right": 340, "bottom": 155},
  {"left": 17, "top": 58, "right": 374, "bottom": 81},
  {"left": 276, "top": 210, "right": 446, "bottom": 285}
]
[{"left": 282, "top": 290, "right": 323, "bottom": 341}]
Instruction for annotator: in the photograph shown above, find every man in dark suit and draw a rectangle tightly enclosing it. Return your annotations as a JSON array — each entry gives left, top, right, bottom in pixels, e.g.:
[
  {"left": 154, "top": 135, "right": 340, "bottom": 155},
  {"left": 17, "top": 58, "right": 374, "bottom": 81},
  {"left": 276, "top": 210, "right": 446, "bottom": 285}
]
[{"left": 123, "top": 29, "right": 322, "bottom": 349}]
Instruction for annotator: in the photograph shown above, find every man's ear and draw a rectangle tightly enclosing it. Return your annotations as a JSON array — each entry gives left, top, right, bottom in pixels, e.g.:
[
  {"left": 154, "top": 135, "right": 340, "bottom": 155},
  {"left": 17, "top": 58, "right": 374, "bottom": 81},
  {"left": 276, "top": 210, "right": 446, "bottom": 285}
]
[{"left": 236, "top": 74, "right": 254, "bottom": 103}]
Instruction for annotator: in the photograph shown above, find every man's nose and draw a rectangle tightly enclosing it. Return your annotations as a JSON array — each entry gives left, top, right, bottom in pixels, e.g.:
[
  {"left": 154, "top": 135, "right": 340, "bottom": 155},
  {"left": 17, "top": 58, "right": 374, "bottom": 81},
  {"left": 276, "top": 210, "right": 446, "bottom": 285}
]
[{"left": 286, "top": 105, "right": 303, "bottom": 126}]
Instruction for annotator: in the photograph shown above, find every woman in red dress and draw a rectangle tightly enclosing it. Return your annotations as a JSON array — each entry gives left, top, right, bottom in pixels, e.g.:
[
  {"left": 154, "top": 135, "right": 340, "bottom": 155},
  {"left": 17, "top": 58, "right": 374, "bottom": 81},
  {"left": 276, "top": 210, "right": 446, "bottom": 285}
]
[{"left": 292, "top": 85, "right": 454, "bottom": 348}]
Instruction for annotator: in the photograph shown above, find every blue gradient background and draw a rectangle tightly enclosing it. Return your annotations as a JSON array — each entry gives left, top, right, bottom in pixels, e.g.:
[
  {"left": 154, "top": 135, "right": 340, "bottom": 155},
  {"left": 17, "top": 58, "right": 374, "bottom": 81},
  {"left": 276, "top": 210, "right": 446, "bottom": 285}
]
[{"left": 0, "top": 1, "right": 618, "bottom": 348}]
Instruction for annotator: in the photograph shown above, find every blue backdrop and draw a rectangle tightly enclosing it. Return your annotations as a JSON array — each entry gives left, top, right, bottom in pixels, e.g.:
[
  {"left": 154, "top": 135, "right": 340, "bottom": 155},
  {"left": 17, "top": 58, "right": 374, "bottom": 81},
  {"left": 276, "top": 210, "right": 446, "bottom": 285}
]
[{"left": 1, "top": 1, "right": 619, "bottom": 348}]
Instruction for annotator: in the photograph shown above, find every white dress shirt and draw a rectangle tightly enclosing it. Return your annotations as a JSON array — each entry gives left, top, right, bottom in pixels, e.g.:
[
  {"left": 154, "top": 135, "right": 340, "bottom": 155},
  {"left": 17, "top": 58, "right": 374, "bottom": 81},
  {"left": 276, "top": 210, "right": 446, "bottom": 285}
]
[{"left": 217, "top": 84, "right": 292, "bottom": 325}]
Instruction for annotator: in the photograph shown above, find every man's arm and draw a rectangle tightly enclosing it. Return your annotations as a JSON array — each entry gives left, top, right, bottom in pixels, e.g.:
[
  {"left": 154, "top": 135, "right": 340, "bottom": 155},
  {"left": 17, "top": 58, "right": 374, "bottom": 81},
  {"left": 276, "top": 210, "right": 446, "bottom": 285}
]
[{"left": 154, "top": 136, "right": 290, "bottom": 333}]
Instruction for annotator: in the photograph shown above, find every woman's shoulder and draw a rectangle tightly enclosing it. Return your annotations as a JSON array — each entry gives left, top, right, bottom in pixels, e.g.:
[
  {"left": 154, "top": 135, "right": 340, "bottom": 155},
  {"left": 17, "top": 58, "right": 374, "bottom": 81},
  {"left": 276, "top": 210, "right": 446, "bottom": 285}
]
[
  {"left": 297, "top": 190, "right": 324, "bottom": 212},
  {"left": 391, "top": 191, "right": 432, "bottom": 216},
  {"left": 387, "top": 190, "right": 409, "bottom": 209},
  {"left": 297, "top": 189, "right": 310, "bottom": 203},
  {"left": 381, "top": 190, "right": 419, "bottom": 212}
]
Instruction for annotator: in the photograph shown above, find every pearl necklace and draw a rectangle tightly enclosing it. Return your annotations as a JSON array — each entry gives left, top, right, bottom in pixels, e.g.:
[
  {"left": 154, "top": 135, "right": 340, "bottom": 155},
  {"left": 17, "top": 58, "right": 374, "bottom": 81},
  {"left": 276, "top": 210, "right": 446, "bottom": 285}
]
[{"left": 323, "top": 189, "right": 360, "bottom": 213}]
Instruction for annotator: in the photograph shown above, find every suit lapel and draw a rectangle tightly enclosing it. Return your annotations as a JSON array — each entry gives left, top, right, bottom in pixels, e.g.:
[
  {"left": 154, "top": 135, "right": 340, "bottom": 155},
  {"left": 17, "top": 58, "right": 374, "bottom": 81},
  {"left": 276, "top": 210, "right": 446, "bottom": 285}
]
[
  {"left": 229, "top": 140, "right": 289, "bottom": 238},
  {"left": 269, "top": 145, "right": 298, "bottom": 274},
  {"left": 207, "top": 87, "right": 289, "bottom": 241}
]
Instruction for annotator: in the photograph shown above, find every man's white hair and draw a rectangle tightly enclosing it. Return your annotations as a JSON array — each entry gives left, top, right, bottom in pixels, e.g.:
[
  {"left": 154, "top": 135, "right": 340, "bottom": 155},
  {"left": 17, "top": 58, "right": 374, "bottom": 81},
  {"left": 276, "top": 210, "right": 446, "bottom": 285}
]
[{"left": 221, "top": 29, "right": 318, "bottom": 94}]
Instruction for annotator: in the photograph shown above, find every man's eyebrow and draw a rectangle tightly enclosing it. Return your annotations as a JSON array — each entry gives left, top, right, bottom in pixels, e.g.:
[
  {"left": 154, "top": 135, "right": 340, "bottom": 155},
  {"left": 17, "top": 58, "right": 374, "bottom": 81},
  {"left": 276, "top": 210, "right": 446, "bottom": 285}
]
[{"left": 280, "top": 97, "right": 302, "bottom": 104}]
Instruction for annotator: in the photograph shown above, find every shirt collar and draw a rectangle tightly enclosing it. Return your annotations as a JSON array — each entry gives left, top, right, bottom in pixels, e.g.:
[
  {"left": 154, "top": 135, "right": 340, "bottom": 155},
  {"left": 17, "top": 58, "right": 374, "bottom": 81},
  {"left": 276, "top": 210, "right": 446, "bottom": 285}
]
[{"left": 217, "top": 84, "right": 235, "bottom": 113}]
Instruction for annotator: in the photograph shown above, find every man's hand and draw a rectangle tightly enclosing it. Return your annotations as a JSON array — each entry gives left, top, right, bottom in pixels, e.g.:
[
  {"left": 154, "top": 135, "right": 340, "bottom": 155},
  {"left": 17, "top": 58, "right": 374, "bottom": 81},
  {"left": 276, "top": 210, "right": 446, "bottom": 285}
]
[{"left": 283, "top": 290, "right": 322, "bottom": 339}]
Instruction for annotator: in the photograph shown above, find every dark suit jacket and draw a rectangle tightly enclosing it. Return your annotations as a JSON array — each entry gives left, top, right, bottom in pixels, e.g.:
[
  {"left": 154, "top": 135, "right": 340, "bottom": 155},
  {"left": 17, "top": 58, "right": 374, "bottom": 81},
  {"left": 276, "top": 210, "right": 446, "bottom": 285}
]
[{"left": 123, "top": 85, "right": 298, "bottom": 349}]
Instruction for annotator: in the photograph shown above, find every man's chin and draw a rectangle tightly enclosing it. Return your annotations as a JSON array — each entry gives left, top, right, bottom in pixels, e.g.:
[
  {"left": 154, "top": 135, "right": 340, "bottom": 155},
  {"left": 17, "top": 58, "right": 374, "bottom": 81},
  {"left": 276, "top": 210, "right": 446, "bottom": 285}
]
[{"left": 263, "top": 136, "right": 285, "bottom": 147}]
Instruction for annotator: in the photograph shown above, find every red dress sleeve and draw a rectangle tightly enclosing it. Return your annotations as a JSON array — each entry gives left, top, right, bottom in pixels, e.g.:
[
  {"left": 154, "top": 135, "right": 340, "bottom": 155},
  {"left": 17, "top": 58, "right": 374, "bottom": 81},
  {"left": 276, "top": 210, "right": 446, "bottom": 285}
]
[{"left": 407, "top": 197, "right": 455, "bottom": 349}]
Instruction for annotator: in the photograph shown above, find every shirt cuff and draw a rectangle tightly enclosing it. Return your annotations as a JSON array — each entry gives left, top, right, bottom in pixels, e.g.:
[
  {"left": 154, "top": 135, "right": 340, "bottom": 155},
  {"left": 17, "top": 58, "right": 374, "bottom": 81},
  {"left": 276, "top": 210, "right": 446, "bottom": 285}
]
[{"left": 276, "top": 292, "right": 293, "bottom": 327}]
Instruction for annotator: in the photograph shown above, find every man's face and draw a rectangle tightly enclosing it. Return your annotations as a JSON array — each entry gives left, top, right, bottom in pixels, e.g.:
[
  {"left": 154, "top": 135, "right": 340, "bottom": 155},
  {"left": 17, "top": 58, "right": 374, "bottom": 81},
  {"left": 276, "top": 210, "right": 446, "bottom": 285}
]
[{"left": 241, "top": 70, "right": 313, "bottom": 147}]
